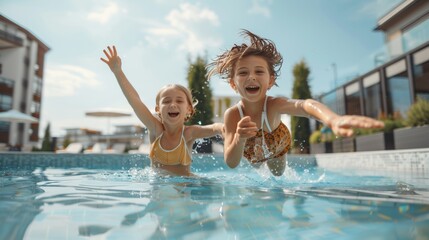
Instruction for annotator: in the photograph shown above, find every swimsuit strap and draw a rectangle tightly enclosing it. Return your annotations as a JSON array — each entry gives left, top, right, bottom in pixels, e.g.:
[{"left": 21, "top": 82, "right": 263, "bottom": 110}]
[
  {"left": 156, "top": 126, "right": 186, "bottom": 152},
  {"left": 181, "top": 125, "right": 191, "bottom": 159},
  {"left": 261, "top": 96, "right": 273, "bottom": 133},
  {"left": 260, "top": 96, "right": 272, "bottom": 158}
]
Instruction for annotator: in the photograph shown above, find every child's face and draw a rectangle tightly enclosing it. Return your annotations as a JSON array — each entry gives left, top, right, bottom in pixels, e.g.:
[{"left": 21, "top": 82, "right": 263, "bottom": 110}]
[
  {"left": 156, "top": 87, "right": 191, "bottom": 124},
  {"left": 231, "top": 55, "right": 274, "bottom": 101}
]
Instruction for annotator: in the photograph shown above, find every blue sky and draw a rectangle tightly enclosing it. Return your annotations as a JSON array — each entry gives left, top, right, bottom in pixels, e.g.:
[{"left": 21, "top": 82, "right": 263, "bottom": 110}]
[{"left": 0, "top": 0, "right": 401, "bottom": 137}]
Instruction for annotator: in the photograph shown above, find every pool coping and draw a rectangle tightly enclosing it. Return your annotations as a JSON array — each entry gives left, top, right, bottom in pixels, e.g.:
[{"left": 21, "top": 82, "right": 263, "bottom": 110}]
[{"left": 1, "top": 148, "right": 428, "bottom": 175}]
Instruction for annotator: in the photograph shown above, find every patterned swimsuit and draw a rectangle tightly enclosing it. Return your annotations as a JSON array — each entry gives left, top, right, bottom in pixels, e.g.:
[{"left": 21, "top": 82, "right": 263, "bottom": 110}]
[{"left": 237, "top": 96, "right": 292, "bottom": 164}]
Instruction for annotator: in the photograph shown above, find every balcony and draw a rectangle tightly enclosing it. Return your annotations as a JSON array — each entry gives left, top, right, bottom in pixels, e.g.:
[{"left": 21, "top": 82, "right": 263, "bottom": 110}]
[{"left": 0, "top": 29, "right": 23, "bottom": 48}]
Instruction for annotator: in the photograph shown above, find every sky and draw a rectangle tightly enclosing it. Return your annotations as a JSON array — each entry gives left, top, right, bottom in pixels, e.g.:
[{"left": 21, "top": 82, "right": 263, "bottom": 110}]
[{"left": 0, "top": 0, "right": 402, "bottom": 137}]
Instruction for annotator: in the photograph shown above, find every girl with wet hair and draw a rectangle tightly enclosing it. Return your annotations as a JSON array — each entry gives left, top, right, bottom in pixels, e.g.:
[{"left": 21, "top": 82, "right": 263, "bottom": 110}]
[{"left": 208, "top": 29, "right": 383, "bottom": 176}]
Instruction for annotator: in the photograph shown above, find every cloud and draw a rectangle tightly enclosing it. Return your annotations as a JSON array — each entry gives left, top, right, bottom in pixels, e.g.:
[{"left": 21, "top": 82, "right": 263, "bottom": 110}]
[
  {"left": 44, "top": 65, "right": 101, "bottom": 97},
  {"left": 145, "top": 3, "right": 222, "bottom": 54},
  {"left": 247, "top": 0, "right": 272, "bottom": 18},
  {"left": 87, "top": 2, "right": 119, "bottom": 24}
]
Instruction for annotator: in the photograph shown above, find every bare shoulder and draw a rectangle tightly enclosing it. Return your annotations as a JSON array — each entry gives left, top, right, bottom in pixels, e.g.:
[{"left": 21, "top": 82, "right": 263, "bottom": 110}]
[
  {"left": 224, "top": 105, "right": 241, "bottom": 123},
  {"left": 268, "top": 96, "right": 294, "bottom": 113}
]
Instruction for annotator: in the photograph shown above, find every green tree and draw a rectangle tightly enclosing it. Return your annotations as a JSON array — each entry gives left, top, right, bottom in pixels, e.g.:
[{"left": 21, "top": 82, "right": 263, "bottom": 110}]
[
  {"left": 41, "top": 122, "right": 52, "bottom": 151},
  {"left": 291, "top": 60, "right": 312, "bottom": 154},
  {"left": 187, "top": 55, "right": 213, "bottom": 125},
  {"left": 187, "top": 55, "right": 214, "bottom": 153}
]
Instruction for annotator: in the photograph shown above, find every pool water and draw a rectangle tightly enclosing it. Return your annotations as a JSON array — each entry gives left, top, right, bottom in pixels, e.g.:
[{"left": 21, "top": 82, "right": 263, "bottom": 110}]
[{"left": 1, "top": 153, "right": 428, "bottom": 239}]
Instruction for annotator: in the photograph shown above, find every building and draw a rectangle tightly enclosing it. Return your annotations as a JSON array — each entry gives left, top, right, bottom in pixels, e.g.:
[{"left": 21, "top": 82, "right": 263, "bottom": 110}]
[
  {"left": 56, "top": 124, "right": 148, "bottom": 151},
  {"left": 319, "top": 0, "right": 429, "bottom": 120},
  {"left": 0, "top": 14, "right": 49, "bottom": 149}
]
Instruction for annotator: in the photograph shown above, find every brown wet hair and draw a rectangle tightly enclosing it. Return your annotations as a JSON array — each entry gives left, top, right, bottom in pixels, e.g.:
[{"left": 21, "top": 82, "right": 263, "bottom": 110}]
[{"left": 207, "top": 29, "right": 283, "bottom": 85}]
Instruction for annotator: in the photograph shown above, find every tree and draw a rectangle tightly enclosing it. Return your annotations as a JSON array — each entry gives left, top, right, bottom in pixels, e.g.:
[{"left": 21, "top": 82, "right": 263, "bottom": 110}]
[
  {"left": 291, "top": 60, "right": 312, "bottom": 154},
  {"left": 187, "top": 55, "right": 213, "bottom": 125},
  {"left": 41, "top": 122, "right": 52, "bottom": 151},
  {"left": 187, "top": 55, "right": 214, "bottom": 153}
]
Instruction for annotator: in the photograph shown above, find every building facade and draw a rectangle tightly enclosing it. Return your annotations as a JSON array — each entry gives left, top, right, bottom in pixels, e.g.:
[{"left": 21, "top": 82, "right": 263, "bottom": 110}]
[
  {"left": 319, "top": 0, "right": 429, "bottom": 120},
  {"left": 0, "top": 14, "right": 49, "bottom": 148}
]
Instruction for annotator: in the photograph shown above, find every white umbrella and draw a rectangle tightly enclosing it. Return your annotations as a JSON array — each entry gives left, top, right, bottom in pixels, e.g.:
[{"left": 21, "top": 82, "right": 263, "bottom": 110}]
[
  {"left": 0, "top": 109, "right": 38, "bottom": 147},
  {"left": 85, "top": 108, "right": 132, "bottom": 145},
  {"left": 0, "top": 109, "right": 38, "bottom": 123}
]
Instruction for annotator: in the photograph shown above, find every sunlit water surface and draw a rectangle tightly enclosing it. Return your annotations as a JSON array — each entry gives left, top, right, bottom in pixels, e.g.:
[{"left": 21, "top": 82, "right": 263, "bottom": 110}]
[{"left": 1, "top": 153, "right": 428, "bottom": 239}]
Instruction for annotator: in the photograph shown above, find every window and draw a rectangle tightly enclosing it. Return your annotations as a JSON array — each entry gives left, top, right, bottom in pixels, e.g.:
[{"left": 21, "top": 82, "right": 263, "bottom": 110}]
[
  {"left": 0, "top": 94, "right": 12, "bottom": 111},
  {"left": 345, "top": 82, "right": 361, "bottom": 115},
  {"left": 363, "top": 72, "right": 383, "bottom": 119},
  {"left": 413, "top": 46, "right": 429, "bottom": 101},
  {"left": 403, "top": 16, "right": 429, "bottom": 52},
  {"left": 385, "top": 60, "right": 411, "bottom": 118}
]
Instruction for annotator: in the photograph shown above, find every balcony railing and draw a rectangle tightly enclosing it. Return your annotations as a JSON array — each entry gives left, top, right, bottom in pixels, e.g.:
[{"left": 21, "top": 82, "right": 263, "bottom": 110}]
[{"left": 0, "top": 29, "right": 23, "bottom": 47}]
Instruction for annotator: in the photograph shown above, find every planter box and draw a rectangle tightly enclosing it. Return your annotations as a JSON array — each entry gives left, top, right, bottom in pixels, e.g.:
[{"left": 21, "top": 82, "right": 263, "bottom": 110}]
[
  {"left": 355, "top": 132, "right": 394, "bottom": 151},
  {"left": 332, "top": 138, "right": 355, "bottom": 153},
  {"left": 310, "top": 142, "right": 333, "bottom": 154},
  {"left": 394, "top": 125, "right": 429, "bottom": 149}
]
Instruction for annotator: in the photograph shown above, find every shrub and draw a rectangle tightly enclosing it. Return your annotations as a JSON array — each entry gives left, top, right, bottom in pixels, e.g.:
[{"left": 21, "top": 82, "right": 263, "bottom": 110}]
[
  {"left": 309, "top": 130, "right": 322, "bottom": 144},
  {"left": 355, "top": 118, "right": 404, "bottom": 136},
  {"left": 406, "top": 98, "right": 429, "bottom": 127}
]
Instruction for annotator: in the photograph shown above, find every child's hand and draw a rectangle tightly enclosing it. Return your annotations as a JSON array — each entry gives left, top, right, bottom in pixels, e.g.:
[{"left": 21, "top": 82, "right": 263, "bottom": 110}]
[
  {"left": 100, "top": 45, "right": 122, "bottom": 73},
  {"left": 330, "top": 115, "right": 385, "bottom": 137},
  {"left": 236, "top": 116, "right": 258, "bottom": 140}
]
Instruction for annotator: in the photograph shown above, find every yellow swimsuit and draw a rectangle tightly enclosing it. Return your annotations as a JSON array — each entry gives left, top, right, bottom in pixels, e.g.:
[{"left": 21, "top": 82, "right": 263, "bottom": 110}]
[
  {"left": 237, "top": 96, "right": 292, "bottom": 164},
  {"left": 149, "top": 126, "right": 192, "bottom": 166}
]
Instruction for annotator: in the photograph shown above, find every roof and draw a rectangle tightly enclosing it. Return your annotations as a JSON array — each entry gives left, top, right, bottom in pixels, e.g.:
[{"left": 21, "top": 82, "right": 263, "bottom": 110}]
[
  {"left": 375, "top": 0, "right": 417, "bottom": 31},
  {"left": 0, "top": 14, "right": 50, "bottom": 51}
]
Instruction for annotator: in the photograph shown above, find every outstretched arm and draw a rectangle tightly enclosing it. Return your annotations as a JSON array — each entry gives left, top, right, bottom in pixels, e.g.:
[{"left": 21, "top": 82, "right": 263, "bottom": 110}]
[
  {"left": 100, "top": 45, "right": 161, "bottom": 134},
  {"left": 277, "top": 97, "right": 384, "bottom": 137},
  {"left": 188, "top": 122, "right": 224, "bottom": 140}
]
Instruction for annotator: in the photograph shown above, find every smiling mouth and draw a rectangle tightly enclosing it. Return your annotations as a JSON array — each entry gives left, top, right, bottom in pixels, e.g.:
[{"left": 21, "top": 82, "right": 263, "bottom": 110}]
[
  {"left": 168, "top": 112, "right": 180, "bottom": 117},
  {"left": 245, "top": 86, "right": 260, "bottom": 94}
]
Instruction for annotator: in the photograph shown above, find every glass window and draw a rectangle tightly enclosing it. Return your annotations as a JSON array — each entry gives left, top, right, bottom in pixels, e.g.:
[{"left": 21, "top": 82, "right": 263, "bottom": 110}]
[
  {"left": 413, "top": 47, "right": 429, "bottom": 101},
  {"left": 403, "top": 17, "right": 429, "bottom": 52},
  {"left": 364, "top": 83, "right": 383, "bottom": 119},
  {"left": 0, "top": 94, "right": 12, "bottom": 111},
  {"left": 386, "top": 71, "right": 412, "bottom": 119},
  {"left": 363, "top": 72, "right": 383, "bottom": 119},
  {"left": 345, "top": 83, "right": 361, "bottom": 115}
]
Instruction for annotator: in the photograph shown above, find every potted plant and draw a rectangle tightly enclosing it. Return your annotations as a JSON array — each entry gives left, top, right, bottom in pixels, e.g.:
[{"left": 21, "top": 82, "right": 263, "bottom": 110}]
[
  {"left": 394, "top": 98, "right": 429, "bottom": 149},
  {"left": 355, "top": 118, "right": 402, "bottom": 151}
]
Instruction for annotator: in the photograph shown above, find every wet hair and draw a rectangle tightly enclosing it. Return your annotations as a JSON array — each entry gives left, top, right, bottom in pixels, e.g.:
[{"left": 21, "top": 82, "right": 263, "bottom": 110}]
[
  {"left": 207, "top": 29, "right": 283, "bottom": 85},
  {"left": 155, "top": 84, "right": 196, "bottom": 120}
]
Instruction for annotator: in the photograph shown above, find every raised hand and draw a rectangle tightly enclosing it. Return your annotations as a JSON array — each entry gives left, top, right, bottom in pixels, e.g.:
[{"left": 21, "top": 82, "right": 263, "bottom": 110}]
[
  {"left": 100, "top": 45, "right": 121, "bottom": 73},
  {"left": 236, "top": 116, "right": 258, "bottom": 139},
  {"left": 330, "top": 115, "right": 384, "bottom": 137}
]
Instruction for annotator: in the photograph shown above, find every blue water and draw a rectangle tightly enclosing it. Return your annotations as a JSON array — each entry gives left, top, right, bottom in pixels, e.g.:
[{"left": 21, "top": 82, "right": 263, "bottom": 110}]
[{"left": 1, "top": 153, "right": 428, "bottom": 239}]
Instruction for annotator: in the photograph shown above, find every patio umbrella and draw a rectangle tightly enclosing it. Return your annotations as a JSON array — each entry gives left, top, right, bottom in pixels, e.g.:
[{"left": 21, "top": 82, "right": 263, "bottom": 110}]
[
  {"left": 0, "top": 109, "right": 38, "bottom": 146},
  {"left": 0, "top": 109, "right": 38, "bottom": 123},
  {"left": 85, "top": 108, "right": 132, "bottom": 145}
]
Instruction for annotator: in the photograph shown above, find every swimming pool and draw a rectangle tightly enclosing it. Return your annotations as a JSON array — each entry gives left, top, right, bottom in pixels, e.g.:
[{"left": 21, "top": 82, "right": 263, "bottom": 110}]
[{"left": 1, "top": 151, "right": 428, "bottom": 239}]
